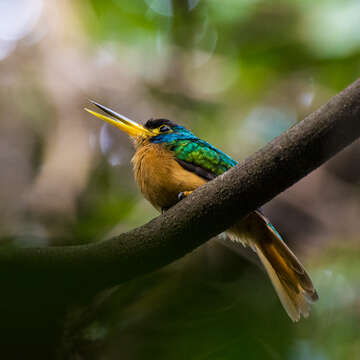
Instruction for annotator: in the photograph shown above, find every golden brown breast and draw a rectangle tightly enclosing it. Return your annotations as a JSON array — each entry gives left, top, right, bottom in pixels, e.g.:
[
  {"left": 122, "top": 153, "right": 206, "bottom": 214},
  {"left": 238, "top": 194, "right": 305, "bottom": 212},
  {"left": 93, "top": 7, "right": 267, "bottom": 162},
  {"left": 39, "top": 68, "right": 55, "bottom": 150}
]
[{"left": 131, "top": 143, "right": 206, "bottom": 211}]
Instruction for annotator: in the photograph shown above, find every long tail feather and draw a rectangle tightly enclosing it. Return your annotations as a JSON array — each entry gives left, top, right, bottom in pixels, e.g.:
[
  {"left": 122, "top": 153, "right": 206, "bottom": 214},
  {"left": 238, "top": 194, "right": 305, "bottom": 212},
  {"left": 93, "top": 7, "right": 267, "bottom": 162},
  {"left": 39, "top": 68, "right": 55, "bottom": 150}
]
[{"left": 227, "top": 211, "right": 318, "bottom": 322}]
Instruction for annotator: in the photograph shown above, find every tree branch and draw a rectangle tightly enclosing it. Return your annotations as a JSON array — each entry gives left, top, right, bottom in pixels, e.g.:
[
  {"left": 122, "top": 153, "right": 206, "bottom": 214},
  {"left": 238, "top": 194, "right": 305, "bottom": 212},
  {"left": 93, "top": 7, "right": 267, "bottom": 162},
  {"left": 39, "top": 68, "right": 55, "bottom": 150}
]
[{"left": 1, "top": 78, "right": 360, "bottom": 295}]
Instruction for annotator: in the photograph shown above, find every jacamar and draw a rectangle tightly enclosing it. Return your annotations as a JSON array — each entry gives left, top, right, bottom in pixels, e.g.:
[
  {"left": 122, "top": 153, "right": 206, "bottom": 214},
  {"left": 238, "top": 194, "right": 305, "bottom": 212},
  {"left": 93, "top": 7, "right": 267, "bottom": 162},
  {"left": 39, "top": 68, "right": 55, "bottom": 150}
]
[{"left": 86, "top": 101, "right": 318, "bottom": 322}]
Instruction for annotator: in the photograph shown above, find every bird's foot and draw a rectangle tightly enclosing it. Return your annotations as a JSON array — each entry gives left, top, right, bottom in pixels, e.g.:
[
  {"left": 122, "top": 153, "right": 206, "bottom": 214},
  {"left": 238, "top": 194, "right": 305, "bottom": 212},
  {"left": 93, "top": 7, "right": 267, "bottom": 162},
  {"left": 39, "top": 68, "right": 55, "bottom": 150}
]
[
  {"left": 178, "top": 191, "right": 193, "bottom": 201},
  {"left": 161, "top": 207, "right": 170, "bottom": 214}
]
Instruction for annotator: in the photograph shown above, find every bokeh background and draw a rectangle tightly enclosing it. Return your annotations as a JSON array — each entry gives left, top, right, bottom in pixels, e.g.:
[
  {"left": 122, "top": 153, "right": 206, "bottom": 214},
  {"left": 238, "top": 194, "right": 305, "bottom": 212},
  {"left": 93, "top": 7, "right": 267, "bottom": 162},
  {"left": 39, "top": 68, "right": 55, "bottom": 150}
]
[{"left": 1, "top": 0, "right": 360, "bottom": 359}]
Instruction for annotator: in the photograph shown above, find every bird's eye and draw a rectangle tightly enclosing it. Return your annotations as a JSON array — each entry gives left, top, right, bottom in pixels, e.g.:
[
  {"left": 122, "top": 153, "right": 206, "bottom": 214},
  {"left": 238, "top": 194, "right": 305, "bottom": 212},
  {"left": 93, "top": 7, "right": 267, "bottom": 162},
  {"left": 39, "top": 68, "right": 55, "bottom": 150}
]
[{"left": 159, "top": 125, "right": 171, "bottom": 133}]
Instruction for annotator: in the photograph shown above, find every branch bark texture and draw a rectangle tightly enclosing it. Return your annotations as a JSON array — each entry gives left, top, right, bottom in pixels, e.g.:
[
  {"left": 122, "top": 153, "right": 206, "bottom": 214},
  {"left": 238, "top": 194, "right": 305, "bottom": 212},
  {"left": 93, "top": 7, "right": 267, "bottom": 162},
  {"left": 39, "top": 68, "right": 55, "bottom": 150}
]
[{"left": 1, "top": 78, "right": 360, "bottom": 295}]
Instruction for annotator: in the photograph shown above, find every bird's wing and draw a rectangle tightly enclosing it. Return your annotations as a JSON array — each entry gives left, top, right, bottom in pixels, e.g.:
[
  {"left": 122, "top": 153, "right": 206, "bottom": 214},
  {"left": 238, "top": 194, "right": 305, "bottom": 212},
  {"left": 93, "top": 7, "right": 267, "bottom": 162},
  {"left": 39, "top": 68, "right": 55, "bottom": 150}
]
[{"left": 170, "top": 139, "right": 237, "bottom": 181}]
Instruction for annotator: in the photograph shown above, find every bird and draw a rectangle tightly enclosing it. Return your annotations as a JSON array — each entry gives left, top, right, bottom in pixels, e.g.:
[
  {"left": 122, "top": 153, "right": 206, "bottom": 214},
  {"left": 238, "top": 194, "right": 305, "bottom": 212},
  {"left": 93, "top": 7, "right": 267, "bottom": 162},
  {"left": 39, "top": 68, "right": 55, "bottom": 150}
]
[{"left": 85, "top": 101, "right": 318, "bottom": 322}]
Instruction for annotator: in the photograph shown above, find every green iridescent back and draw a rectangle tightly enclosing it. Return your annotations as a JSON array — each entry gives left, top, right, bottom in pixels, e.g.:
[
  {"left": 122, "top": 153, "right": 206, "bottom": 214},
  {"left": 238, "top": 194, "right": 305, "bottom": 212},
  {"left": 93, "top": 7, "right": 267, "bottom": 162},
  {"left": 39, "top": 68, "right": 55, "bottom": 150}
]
[
  {"left": 170, "top": 139, "right": 236, "bottom": 176},
  {"left": 150, "top": 124, "right": 237, "bottom": 177}
]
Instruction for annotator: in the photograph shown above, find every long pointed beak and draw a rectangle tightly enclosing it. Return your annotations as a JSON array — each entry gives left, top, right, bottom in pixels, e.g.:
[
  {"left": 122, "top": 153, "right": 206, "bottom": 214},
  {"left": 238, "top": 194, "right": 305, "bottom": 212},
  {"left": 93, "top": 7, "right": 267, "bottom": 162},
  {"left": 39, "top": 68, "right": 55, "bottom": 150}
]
[{"left": 85, "top": 100, "right": 152, "bottom": 138}]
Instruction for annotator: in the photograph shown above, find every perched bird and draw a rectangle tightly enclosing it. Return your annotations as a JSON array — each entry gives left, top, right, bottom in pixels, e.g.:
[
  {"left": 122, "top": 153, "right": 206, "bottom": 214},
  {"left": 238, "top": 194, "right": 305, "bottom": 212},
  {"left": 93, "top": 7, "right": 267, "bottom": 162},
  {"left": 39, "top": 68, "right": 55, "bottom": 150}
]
[{"left": 86, "top": 101, "right": 318, "bottom": 322}]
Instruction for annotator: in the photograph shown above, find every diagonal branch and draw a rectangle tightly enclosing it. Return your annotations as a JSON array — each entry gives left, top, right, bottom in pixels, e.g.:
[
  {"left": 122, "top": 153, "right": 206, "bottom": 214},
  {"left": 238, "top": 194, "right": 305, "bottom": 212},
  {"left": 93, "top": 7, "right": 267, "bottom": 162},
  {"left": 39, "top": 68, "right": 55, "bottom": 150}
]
[{"left": 1, "top": 78, "right": 360, "bottom": 295}]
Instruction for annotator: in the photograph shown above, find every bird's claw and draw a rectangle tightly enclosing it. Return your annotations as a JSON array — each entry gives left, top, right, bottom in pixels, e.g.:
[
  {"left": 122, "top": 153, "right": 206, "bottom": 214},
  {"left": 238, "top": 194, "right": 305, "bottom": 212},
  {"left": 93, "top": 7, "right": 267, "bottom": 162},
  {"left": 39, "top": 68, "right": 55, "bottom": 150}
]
[
  {"left": 178, "top": 191, "right": 192, "bottom": 201},
  {"left": 178, "top": 192, "right": 186, "bottom": 201}
]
